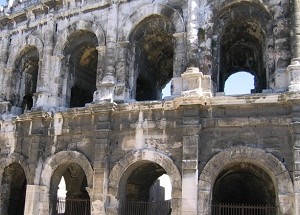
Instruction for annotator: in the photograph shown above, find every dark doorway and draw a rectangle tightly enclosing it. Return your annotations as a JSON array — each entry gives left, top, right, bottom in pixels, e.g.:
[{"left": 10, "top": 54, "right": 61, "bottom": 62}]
[
  {"left": 212, "top": 163, "right": 276, "bottom": 215},
  {"left": 119, "top": 162, "right": 172, "bottom": 215},
  {"left": 1, "top": 163, "right": 27, "bottom": 215},
  {"left": 12, "top": 46, "right": 39, "bottom": 113},
  {"left": 63, "top": 31, "right": 98, "bottom": 108},
  {"left": 129, "top": 16, "right": 175, "bottom": 101}
]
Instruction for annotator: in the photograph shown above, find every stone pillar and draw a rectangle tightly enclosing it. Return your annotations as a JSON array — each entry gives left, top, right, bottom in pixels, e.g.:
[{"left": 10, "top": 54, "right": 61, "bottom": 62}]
[
  {"left": 0, "top": 35, "right": 12, "bottom": 115},
  {"left": 0, "top": 35, "right": 9, "bottom": 101},
  {"left": 186, "top": 0, "right": 199, "bottom": 68},
  {"left": 178, "top": 0, "right": 212, "bottom": 97},
  {"left": 173, "top": 32, "right": 187, "bottom": 78},
  {"left": 288, "top": 0, "right": 300, "bottom": 92},
  {"left": 293, "top": 0, "right": 300, "bottom": 60},
  {"left": 181, "top": 107, "right": 199, "bottom": 215},
  {"left": 93, "top": 45, "right": 106, "bottom": 102},
  {"left": 293, "top": 102, "right": 300, "bottom": 215},
  {"left": 172, "top": 32, "right": 186, "bottom": 96},
  {"left": 114, "top": 41, "right": 129, "bottom": 102},
  {"left": 268, "top": 1, "right": 290, "bottom": 91},
  {"left": 90, "top": 107, "right": 113, "bottom": 215},
  {"left": 91, "top": 140, "right": 109, "bottom": 215},
  {"left": 24, "top": 185, "right": 48, "bottom": 215},
  {"left": 34, "top": 19, "right": 58, "bottom": 109},
  {"left": 96, "top": 1, "right": 119, "bottom": 102}
]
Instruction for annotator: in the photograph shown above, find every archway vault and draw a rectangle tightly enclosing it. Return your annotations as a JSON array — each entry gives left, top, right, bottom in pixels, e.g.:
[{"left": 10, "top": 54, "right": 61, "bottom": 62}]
[
  {"left": 0, "top": 153, "right": 31, "bottom": 184},
  {"left": 53, "top": 20, "right": 105, "bottom": 56},
  {"left": 198, "top": 146, "right": 294, "bottom": 215},
  {"left": 7, "top": 33, "right": 44, "bottom": 68},
  {"left": 120, "top": 3, "right": 185, "bottom": 42},
  {"left": 108, "top": 149, "right": 182, "bottom": 199},
  {"left": 40, "top": 151, "right": 93, "bottom": 189}
]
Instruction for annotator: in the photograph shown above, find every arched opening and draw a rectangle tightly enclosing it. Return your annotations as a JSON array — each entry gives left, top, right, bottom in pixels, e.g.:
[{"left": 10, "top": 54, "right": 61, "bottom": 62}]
[
  {"left": 11, "top": 46, "right": 39, "bottom": 113},
  {"left": 219, "top": 19, "right": 265, "bottom": 93},
  {"left": 50, "top": 163, "right": 90, "bottom": 215},
  {"left": 128, "top": 16, "right": 175, "bottom": 101},
  {"left": 56, "top": 177, "right": 67, "bottom": 214},
  {"left": 212, "top": 163, "right": 276, "bottom": 214},
  {"left": 213, "top": 3, "right": 271, "bottom": 94},
  {"left": 224, "top": 71, "right": 255, "bottom": 95},
  {"left": 1, "top": 163, "right": 27, "bottom": 215},
  {"left": 63, "top": 30, "right": 98, "bottom": 108},
  {"left": 119, "top": 161, "right": 172, "bottom": 214}
]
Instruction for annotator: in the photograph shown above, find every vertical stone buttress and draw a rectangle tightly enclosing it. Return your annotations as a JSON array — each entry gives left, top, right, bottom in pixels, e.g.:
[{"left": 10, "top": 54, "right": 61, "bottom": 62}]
[
  {"left": 34, "top": 15, "right": 55, "bottom": 109},
  {"left": 0, "top": 35, "right": 11, "bottom": 114},
  {"left": 114, "top": 41, "right": 129, "bottom": 102},
  {"left": 94, "top": 1, "right": 119, "bottom": 102},
  {"left": 94, "top": 45, "right": 106, "bottom": 102},
  {"left": 288, "top": 0, "right": 300, "bottom": 91},
  {"left": 91, "top": 105, "right": 114, "bottom": 215},
  {"left": 181, "top": 107, "right": 199, "bottom": 214},
  {"left": 272, "top": 1, "right": 291, "bottom": 90},
  {"left": 0, "top": 35, "right": 9, "bottom": 101}
]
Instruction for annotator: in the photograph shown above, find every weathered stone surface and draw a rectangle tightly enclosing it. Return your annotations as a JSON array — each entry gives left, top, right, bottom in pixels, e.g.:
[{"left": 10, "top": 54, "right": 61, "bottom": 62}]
[{"left": 0, "top": 0, "right": 298, "bottom": 214}]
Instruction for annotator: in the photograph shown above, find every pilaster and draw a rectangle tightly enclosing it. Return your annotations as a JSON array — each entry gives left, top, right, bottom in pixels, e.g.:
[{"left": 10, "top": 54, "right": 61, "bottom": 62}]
[
  {"left": 173, "top": 32, "right": 187, "bottom": 78},
  {"left": 181, "top": 107, "right": 200, "bottom": 215},
  {"left": 89, "top": 104, "right": 114, "bottom": 215},
  {"left": 96, "top": 1, "right": 119, "bottom": 102},
  {"left": 0, "top": 35, "right": 9, "bottom": 101},
  {"left": 292, "top": 102, "right": 300, "bottom": 215},
  {"left": 34, "top": 20, "right": 59, "bottom": 110},
  {"left": 288, "top": 0, "right": 300, "bottom": 91},
  {"left": 288, "top": 59, "right": 300, "bottom": 92},
  {"left": 114, "top": 41, "right": 130, "bottom": 103},
  {"left": 186, "top": 0, "right": 199, "bottom": 68},
  {"left": 24, "top": 185, "right": 48, "bottom": 215}
]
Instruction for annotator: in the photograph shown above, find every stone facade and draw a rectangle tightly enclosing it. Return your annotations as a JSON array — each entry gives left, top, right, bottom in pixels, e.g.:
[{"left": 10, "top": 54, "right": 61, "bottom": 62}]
[{"left": 0, "top": 0, "right": 299, "bottom": 214}]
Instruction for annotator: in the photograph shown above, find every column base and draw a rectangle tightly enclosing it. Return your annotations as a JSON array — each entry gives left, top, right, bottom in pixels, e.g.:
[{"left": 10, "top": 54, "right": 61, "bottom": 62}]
[
  {"left": 93, "top": 74, "right": 115, "bottom": 103},
  {"left": 288, "top": 58, "right": 300, "bottom": 92},
  {"left": 33, "top": 92, "right": 58, "bottom": 111},
  {"left": 113, "top": 84, "right": 129, "bottom": 103},
  {"left": 172, "top": 67, "right": 212, "bottom": 97}
]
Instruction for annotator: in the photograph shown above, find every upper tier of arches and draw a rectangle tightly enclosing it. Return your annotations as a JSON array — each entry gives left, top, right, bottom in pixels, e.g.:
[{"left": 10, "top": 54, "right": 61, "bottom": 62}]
[{"left": 0, "top": 0, "right": 292, "bottom": 112}]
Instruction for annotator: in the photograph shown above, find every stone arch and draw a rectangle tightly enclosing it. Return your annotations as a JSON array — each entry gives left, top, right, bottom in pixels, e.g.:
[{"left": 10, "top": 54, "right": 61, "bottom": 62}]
[
  {"left": 211, "top": 1, "right": 273, "bottom": 93},
  {"left": 108, "top": 149, "right": 181, "bottom": 214},
  {"left": 215, "top": 0, "right": 271, "bottom": 16},
  {"left": 0, "top": 153, "right": 31, "bottom": 184},
  {"left": 7, "top": 33, "right": 44, "bottom": 68},
  {"left": 198, "top": 147, "right": 294, "bottom": 215},
  {"left": 0, "top": 154, "right": 30, "bottom": 215},
  {"left": 40, "top": 151, "right": 93, "bottom": 189},
  {"left": 119, "top": 3, "right": 185, "bottom": 42},
  {"left": 53, "top": 20, "right": 105, "bottom": 56}
]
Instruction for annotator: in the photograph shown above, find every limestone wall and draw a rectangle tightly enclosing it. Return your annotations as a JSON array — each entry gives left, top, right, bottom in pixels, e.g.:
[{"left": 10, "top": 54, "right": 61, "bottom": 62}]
[{"left": 0, "top": 0, "right": 298, "bottom": 215}]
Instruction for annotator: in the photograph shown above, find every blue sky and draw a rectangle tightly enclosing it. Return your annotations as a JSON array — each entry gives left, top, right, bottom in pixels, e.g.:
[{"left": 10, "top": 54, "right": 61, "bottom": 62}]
[
  {"left": 162, "top": 72, "right": 254, "bottom": 97},
  {"left": 224, "top": 72, "right": 254, "bottom": 95},
  {"left": 0, "top": 0, "right": 6, "bottom": 5}
]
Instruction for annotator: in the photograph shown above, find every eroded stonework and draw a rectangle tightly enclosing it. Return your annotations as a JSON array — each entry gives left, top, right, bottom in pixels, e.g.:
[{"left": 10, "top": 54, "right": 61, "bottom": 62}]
[{"left": 0, "top": 0, "right": 299, "bottom": 214}]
